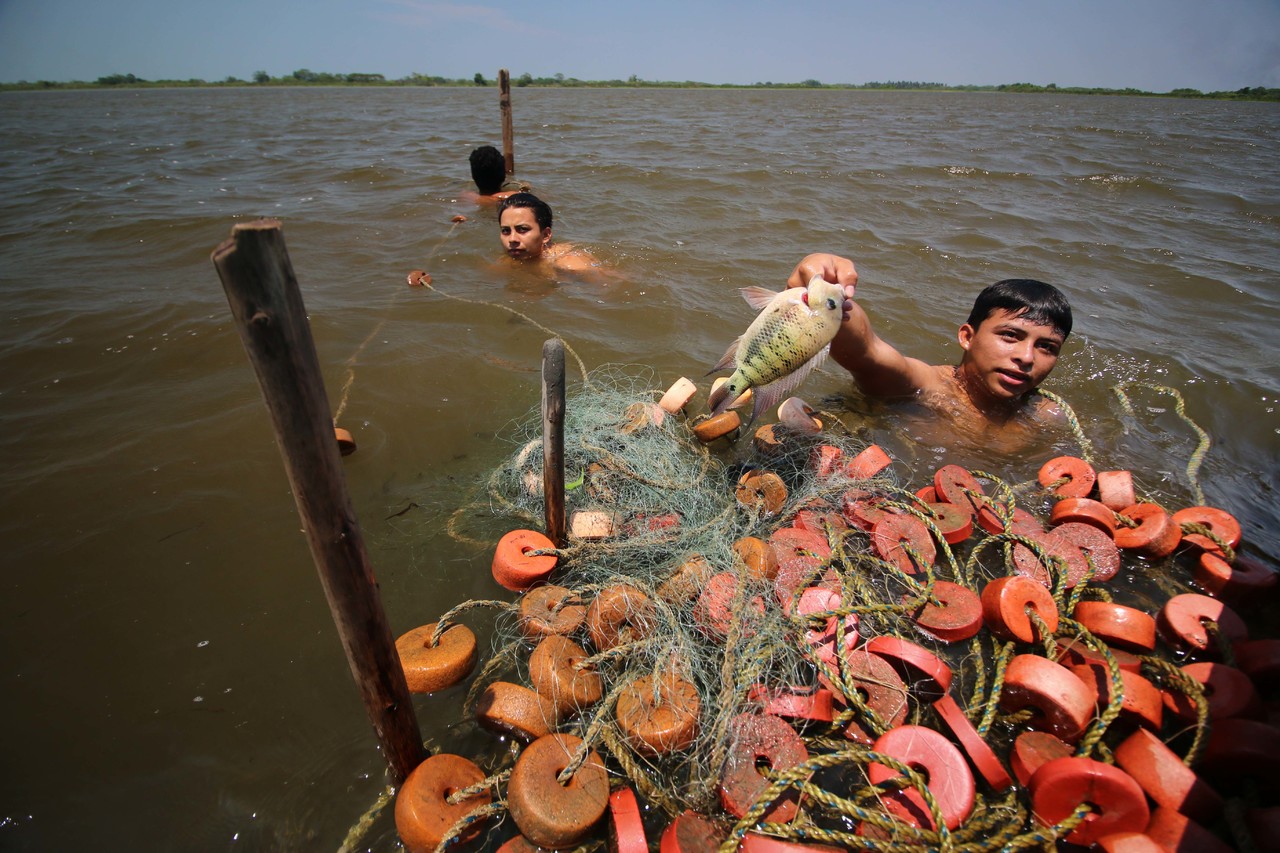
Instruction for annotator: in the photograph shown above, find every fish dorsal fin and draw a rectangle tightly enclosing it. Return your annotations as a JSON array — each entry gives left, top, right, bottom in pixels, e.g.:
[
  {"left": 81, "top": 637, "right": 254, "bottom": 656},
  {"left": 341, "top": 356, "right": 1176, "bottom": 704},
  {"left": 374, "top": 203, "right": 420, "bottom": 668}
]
[
  {"left": 749, "top": 345, "right": 830, "bottom": 423},
  {"left": 740, "top": 286, "right": 780, "bottom": 312},
  {"left": 708, "top": 338, "right": 740, "bottom": 373}
]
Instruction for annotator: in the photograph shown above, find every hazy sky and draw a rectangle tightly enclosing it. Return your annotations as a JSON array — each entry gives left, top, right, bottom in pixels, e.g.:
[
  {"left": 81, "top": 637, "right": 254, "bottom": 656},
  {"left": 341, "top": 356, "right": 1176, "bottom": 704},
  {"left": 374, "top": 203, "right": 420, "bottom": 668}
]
[{"left": 1, "top": 0, "right": 1277, "bottom": 91}]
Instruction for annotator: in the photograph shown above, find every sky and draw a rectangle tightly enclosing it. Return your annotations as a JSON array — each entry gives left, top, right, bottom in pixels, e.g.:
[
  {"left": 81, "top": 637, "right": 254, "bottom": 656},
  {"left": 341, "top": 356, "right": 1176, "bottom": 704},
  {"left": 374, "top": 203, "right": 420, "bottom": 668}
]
[{"left": 1, "top": 0, "right": 1278, "bottom": 92}]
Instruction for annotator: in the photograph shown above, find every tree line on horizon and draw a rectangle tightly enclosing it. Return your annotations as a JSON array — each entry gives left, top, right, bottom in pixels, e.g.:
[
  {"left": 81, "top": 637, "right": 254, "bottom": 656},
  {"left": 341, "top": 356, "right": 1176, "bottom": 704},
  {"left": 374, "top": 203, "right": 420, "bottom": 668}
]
[{"left": 2, "top": 69, "right": 1276, "bottom": 101}]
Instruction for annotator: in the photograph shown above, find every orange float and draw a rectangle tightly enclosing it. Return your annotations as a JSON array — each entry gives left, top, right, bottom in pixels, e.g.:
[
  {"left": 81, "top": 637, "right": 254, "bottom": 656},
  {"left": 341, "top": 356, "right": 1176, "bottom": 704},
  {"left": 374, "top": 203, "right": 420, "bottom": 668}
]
[
  {"left": 1010, "top": 730, "right": 1072, "bottom": 787},
  {"left": 518, "top": 584, "right": 586, "bottom": 639},
  {"left": 1069, "top": 662, "right": 1164, "bottom": 731},
  {"left": 904, "top": 580, "right": 983, "bottom": 643},
  {"left": 1054, "top": 637, "right": 1143, "bottom": 674},
  {"left": 1170, "top": 505, "right": 1242, "bottom": 555},
  {"left": 607, "top": 787, "right": 648, "bottom": 853},
  {"left": 735, "top": 470, "right": 788, "bottom": 515},
  {"left": 770, "top": 526, "right": 834, "bottom": 607},
  {"left": 1113, "top": 503, "right": 1181, "bottom": 558},
  {"left": 832, "top": 649, "right": 909, "bottom": 744},
  {"left": 866, "top": 635, "right": 952, "bottom": 700},
  {"left": 334, "top": 426, "right": 356, "bottom": 456},
  {"left": 1093, "top": 832, "right": 1164, "bottom": 853},
  {"left": 394, "top": 753, "right": 491, "bottom": 853},
  {"left": 981, "top": 575, "right": 1059, "bottom": 643},
  {"left": 868, "top": 725, "right": 975, "bottom": 830},
  {"left": 933, "top": 464, "right": 985, "bottom": 515},
  {"left": 395, "top": 622, "right": 477, "bottom": 693},
  {"left": 791, "top": 505, "right": 847, "bottom": 536},
  {"left": 1095, "top": 470, "right": 1136, "bottom": 511},
  {"left": 528, "top": 635, "right": 603, "bottom": 719},
  {"left": 658, "top": 377, "right": 698, "bottom": 414},
  {"left": 808, "top": 444, "right": 844, "bottom": 478},
  {"left": 999, "top": 654, "right": 1094, "bottom": 742},
  {"left": 718, "top": 713, "right": 809, "bottom": 822},
  {"left": 1195, "top": 551, "right": 1278, "bottom": 597},
  {"left": 845, "top": 443, "right": 892, "bottom": 479},
  {"left": 1072, "top": 601, "right": 1157, "bottom": 652},
  {"left": 791, "top": 586, "right": 858, "bottom": 668},
  {"left": 975, "top": 501, "right": 1043, "bottom": 536},
  {"left": 659, "top": 810, "right": 722, "bottom": 853},
  {"left": 586, "top": 583, "right": 654, "bottom": 651},
  {"left": 872, "top": 513, "right": 936, "bottom": 574},
  {"left": 475, "top": 681, "right": 556, "bottom": 742},
  {"left": 1049, "top": 496, "right": 1117, "bottom": 536},
  {"left": 491, "top": 529, "right": 558, "bottom": 591},
  {"left": 922, "top": 501, "right": 973, "bottom": 544},
  {"left": 1157, "top": 593, "right": 1248, "bottom": 653},
  {"left": 732, "top": 536, "right": 778, "bottom": 581},
  {"left": 1028, "top": 756, "right": 1149, "bottom": 846},
  {"left": 1038, "top": 455, "right": 1097, "bottom": 498},
  {"left": 507, "top": 733, "right": 610, "bottom": 849},
  {"left": 748, "top": 684, "right": 835, "bottom": 723},
  {"left": 657, "top": 555, "right": 716, "bottom": 604},
  {"left": 1163, "top": 661, "right": 1263, "bottom": 723},
  {"left": 1113, "top": 727, "right": 1223, "bottom": 823},
  {"left": 615, "top": 672, "right": 701, "bottom": 756},
  {"left": 932, "top": 693, "right": 1013, "bottom": 791},
  {"left": 691, "top": 411, "right": 740, "bottom": 443},
  {"left": 1145, "top": 807, "right": 1236, "bottom": 853},
  {"left": 406, "top": 269, "right": 431, "bottom": 287},
  {"left": 841, "top": 490, "right": 894, "bottom": 531},
  {"left": 752, "top": 423, "right": 789, "bottom": 457},
  {"left": 694, "top": 572, "right": 765, "bottom": 641}
]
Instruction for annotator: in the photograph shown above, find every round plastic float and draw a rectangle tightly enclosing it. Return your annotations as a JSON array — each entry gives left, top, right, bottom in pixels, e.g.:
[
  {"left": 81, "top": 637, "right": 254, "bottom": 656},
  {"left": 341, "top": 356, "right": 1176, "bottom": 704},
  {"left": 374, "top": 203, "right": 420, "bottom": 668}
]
[
  {"left": 832, "top": 649, "right": 909, "bottom": 744},
  {"left": 656, "top": 555, "right": 716, "bottom": 605},
  {"left": 846, "top": 443, "right": 892, "bottom": 479},
  {"left": 981, "top": 575, "right": 1059, "bottom": 643},
  {"left": 659, "top": 810, "right": 723, "bottom": 853},
  {"left": 1170, "top": 505, "right": 1242, "bottom": 555},
  {"left": 1069, "top": 662, "right": 1164, "bottom": 731},
  {"left": 607, "top": 787, "right": 648, "bottom": 853},
  {"left": 492, "top": 529, "right": 559, "bottom": 591},
  {"left": 1095, "top": 470, "right": 1136, "bottom": 511},
  {"left": 1028, "top": 756, "right": 1149, "bottom": 846},
  {"left": 1094, "top": 832, "right": 1164, "bottom": 853},
  {"left": 658, "top": 377, "right": 698, "bottom": 414},
  {"left": 868, "top": 724, "right": 976, "bottom": 830},
  {"left": 405, "top": 269, "right": 430, "bottom": 287},
  {"left": 922, "top": 501, "right": 973, "bottom": 544},
  {"left": 1113, "top": 727, "right": 1224, "bottom": 823},
  {"left": 1113, "top": 503, "right": 1181, "bottom": 558},
  {"left": 615, "top": 672, "right": 701, "bottom": 756},
  {"left": 1072, "top": 600, "right": 1157, "bottom": 652},
  {"left": 777, "top": 396, "right": 822, "bottom": 434},
  {"left": 1049, "top": 497, "right": 1118, "bottom": 536},
  {"left": 1038, "top": 455, "right": 1097, "bottom": 498},
  {"left": 395, "top": 622, "right": 478, "bottom": 694},
  {"left": 507, "top": 733, "right": 609, "bottom": 849},
  {"left": 770, "top": 526, "right": 834, "bottom": 607},
  {"left": 904, "top": 580, "right": 983, "bottom": 642},
  {"left": 1233, "top": 638, "right": 1280, "bottom": 689},
  {"left": 808, "top": 444, "right": 844, "bottom": 478},
  {"left": 1000, "top": 654, "right": 1095, "bottom": 742},
  {"left": 1145, "top": 806, "right": 1236, "bottom": 853},
  {"left": 865, "top": 635, "right": 952, "bottom": 700},
  {"left": 872, "top": 513, "right": 936, "bottom": 574},
  {"left": 691, "top": 410, "right": 740, "bottom": 443},
  {"left": 394, "top": 753, "right": 491, "bottom": 853},
  {"left": 528, "top": 635, "right": 603, "bottom": 719},
  {"left": 1163, "top": 661, "right": 1263, "bottom": 723},
  {"left": 732, "top": 536, "right": 778, "bottom": 581},
  {"left": 1195, "top": 551, "right": 1278, "bottom": 597},
  {"left": 693, "top": 572, "right": 765, "bottom": 641},
  {"left": 586, "top": 583, "right": 654, "bottom": 651},
  {"left": 933, "top": 464, "right": 985, "bottom": 515},
  {"left": 735, "top": 470, "right": 788, "bottom": 515},
  {"left": 747, "top": 684, "right": 835, "bottom": 724},
  {"left": 792, "top": 586, "right": 858, "bottom": 668},
  {"left": 475, "top": 681, "right": 557, "bottom": 742},
  {"left": 334, "top": 426, "right": 357, "bottom": 456},
  {"left": 1198, "top": 718, "right": 1280, "bottom": 787},
  {"left": 518, "top": 584, "right": 586, "bottom": 639},
  {"left": 931, "top": 693, "right": 1013, "bottom": 791},
  {"left": 1009, "top": 730, "right": 1073, "bottom": 787},
  {"left": 719, "top": 713, "right": 809, "bottom": 822},
  {"left": 975, "top": 501, "right": 1044, "bottom": 536},
  {"left": 1157, "top": 593, "right": 1248, "bottom": 653}
]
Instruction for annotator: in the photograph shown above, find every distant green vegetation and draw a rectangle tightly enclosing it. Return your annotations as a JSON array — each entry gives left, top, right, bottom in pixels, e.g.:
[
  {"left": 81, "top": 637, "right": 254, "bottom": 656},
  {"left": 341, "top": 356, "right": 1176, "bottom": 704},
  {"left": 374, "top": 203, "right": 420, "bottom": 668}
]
[{"left": 2, "top": 69, "right": 1277, "bottom": 101}]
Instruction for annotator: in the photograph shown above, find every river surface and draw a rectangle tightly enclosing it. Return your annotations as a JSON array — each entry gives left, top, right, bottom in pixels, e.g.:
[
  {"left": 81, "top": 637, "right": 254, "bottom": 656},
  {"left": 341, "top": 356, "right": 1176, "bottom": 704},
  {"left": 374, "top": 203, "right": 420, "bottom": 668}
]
[{"left": 1, "top": 86, "right": 1277, "bottom": 849}]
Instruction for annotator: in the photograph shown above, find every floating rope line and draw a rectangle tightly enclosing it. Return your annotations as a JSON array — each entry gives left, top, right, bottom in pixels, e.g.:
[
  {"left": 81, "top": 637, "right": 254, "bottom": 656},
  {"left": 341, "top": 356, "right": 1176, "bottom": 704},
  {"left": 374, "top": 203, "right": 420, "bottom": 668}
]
[{"left": 1111, "top": 382, "right": 1212, "bottom": 506}]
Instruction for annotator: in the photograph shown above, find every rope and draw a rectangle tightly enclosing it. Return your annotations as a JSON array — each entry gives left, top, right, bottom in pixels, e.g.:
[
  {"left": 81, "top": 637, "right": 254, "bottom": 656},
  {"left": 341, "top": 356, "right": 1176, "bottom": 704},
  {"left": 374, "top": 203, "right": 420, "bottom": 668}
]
[
  {"left": 1038, "top": 389, "right": 1095, "bottom": 465},
  {"left": 1111, "top": 382, "right": 1211, "bottom": 505}
]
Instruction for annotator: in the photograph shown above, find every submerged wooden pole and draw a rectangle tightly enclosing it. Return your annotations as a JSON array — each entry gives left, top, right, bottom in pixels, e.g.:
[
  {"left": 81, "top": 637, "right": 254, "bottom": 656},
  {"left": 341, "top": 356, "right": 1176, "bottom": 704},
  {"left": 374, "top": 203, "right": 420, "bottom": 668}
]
[
  {"left": 499, "top": 68, "right": 515, "bottom": 177},
  {"left": 542, "top": 338, "right": 566, "bottom": 547},
  {"left": 211, "top": 219, "right": 425, "bottom": 783}
]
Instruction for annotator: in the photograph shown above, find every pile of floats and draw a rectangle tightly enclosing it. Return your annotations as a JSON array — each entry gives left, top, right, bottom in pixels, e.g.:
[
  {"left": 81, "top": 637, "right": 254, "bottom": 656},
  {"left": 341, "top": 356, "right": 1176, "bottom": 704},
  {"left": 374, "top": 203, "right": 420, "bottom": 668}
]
[{"left": 388, "top": 376, "right": 1279, "bottom": 853}]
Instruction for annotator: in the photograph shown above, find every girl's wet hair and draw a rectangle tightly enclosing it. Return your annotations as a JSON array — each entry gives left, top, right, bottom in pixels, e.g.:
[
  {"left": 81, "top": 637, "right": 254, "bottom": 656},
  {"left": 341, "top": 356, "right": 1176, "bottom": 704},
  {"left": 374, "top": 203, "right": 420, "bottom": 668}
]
[
  {"left": 469, "top": 145, "right": 506, "bottom": 195},
  {"left": 966, "top": 279, "right": 1072, "bottom": 338},
  {"left": 498, "top": 192, "right": 553, "bottom": 231}
]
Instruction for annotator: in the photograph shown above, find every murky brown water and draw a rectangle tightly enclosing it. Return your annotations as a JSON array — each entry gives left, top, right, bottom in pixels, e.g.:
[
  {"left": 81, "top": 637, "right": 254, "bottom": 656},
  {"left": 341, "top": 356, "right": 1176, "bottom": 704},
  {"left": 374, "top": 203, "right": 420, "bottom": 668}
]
[{"left": 1, "top": 86, "right": 1277, "bottom": 849}]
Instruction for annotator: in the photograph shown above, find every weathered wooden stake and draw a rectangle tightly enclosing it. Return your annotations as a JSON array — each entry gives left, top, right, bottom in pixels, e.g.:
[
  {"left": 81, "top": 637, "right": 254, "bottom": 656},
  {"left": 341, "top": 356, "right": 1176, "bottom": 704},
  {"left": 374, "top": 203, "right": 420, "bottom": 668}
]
[
  {"left": 211, "top": 219, "right": 425, "bottom": 784},
  {"left": 542, "top": 338, "right": 566, "bottom": 546},
  {"left": 499, "top": 68, "right": 515, "bottom": 177}
]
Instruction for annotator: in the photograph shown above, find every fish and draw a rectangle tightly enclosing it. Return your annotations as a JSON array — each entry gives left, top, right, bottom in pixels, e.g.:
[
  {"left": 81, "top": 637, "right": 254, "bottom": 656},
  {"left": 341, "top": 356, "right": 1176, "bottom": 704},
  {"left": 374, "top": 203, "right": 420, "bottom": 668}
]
[{"left": 706, "top": 276, "right": 845, "bottom": 423}]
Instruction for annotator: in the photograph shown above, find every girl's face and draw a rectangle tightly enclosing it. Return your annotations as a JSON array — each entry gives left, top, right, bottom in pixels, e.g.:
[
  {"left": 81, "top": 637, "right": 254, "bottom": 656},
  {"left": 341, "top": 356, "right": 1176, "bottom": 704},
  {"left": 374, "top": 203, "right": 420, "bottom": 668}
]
[{"left": 499, "top": 207, "right": 550, "bottom": 260}]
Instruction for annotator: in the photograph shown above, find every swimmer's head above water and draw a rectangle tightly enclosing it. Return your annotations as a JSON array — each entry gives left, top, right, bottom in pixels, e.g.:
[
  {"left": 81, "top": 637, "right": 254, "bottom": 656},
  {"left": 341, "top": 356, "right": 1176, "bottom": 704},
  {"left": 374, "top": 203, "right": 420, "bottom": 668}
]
[{"left": 498, "top": 193, "right": 554, "bottom": 261}]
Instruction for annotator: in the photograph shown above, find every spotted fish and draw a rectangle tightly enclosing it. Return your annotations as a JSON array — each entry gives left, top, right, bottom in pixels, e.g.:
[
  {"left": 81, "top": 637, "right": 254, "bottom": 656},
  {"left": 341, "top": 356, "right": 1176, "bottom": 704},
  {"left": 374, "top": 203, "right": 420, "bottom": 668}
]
[{"left": 706, "top": 276, "right": 844, "bottom": 423}]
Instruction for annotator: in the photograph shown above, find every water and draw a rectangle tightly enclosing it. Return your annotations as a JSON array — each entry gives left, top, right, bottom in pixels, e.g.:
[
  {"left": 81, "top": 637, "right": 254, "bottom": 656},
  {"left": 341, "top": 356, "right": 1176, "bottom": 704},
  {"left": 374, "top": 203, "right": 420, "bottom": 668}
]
[{"left": 1, "top": 86, "right": 1277, "bottom": 849}]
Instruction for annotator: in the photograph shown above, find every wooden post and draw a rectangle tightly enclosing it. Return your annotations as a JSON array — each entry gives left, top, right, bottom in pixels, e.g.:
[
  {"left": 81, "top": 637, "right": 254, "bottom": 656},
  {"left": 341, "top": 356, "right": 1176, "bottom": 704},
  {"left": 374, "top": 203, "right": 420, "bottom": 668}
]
[
  {"left": 211, "top": 219, "right": 425, "bottom": 784},
  {"left": 542, "top": 338, "right": 566, "bottom": 547},
  {"left": 499, "top": 68, "right": 515, "bottom": 177}
]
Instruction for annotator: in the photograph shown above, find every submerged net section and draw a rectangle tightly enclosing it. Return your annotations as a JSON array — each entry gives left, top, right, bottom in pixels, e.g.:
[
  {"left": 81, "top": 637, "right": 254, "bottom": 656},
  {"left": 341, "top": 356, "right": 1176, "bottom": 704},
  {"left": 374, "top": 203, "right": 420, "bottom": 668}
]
[{"left": 406, "top": 363, "right": 1268, "bottom": 851}]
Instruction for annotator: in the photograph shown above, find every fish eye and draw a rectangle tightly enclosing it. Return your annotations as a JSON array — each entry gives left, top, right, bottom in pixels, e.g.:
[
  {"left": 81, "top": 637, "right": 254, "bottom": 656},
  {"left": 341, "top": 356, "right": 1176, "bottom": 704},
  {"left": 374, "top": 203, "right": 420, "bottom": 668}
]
[{"left": 825, "top": 298, "right": 838, "bottom": 311}]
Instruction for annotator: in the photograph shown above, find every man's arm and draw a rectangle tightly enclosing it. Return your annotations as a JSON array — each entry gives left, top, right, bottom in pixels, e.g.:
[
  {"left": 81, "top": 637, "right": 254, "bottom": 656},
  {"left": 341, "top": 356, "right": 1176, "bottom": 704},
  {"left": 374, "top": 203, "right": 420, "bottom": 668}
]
[{"left": 787, "top": 253, "right": 938, "bottom": 400}]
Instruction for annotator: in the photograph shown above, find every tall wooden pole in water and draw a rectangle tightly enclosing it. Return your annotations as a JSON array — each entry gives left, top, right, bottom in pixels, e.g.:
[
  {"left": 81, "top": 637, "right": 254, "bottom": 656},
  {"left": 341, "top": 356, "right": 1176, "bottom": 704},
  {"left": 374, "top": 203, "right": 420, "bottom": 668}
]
[
  {"left": 542, "top": 338, "right": 566, "bottom": 546},
  {"left": 499, "top": 68, "right": 515, "bottom": 177},
  {"left": 211, "top": 219, "right": 425, "bottom": 784}
]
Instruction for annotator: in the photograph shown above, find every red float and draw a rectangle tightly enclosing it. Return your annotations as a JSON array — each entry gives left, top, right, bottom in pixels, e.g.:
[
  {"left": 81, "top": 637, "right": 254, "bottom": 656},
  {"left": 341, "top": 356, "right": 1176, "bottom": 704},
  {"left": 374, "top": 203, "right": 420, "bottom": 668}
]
[
  {"left": 508, "top": 733, "right": 610, "bottom": 849},
  {"left": 791, "top": 586, "right": 858, "bottom": 668},
  {"left": 394, "top": 753, "right": 491, "bottom": 853},
  {"left": 693, "top": 573, "right": 765, "bottom": 642},
  {"left": 1170, "top": 505, "right": 1242, "bottom": 555},
  {"left": 933, "top": 464, "right": 985, "bottom": 515},
  {"left": 659, "top": 811, "right": 722, "bottom": 853},
  {"left": 1233, "top": 638, "right": 1280, "bottom": 690},
  {"left": 770, "top": 526, "right": 834, "bottom": 607},
  {"left": 492, "top": 528, "right": 559, "bottom": 591},
  {"left": 846, "top": 443, "right": 892, "bottom": 479},
  {"left": 1072, "top": 600, "right": 1157, "bottom": 652},
  {"left": 747, "top": 684, "right": 835, "bottom": 723},
  {"left": 975, "top": 501, "right": 1043, "bottom": 536},
  {"left": 866, "top": 635, "right": 952, "bottom": 699},
  {"left": 1000, "top": 654, "right": 1095, "bottom": 742},
  {"left": 1094, "top": 833, "right": 1164, "bottom": 853},
  {"left": 1163, "top": 661, "right": 1263, "bottom": 723},
  {"left": 1113, "top": 727, "right": 1223, "bottom": 823},
  {"left": 719, "top": 713, "right": 809, "bottom": 822},
  {"left": 832, "top": 649, "right": 910, "bottom": 744},
  {"left": 904, "top": 580, "right": 983, "bottom": 642},
  {"left": 1157, "top": 593, "right": 1248, "bottom": 653},
  {"left": 1038, "top": 455, "right": 1097, "bottom": 498},
  {"left": 872, "top": 513, "right": 936, "bottom": 574},
  {"left": 1010, "top": 730, "right": 1073, "bottom": 787},
  {"left": 868, "top": 725, "right": 976, "bottom": 830},
  {"left": 607, "top": 787, "right": 648, "bottom": 853},
  {"left": 1070, "top": 663, "right": 1164, "bottom": 731},
  {"left": 615, "top": 672, "right": 701, "bottom": 756},
  {"left": 840, "top": 492, "right": 895, "bottom": 531},
  {"left": 1054, "top": 637, "right": 1144, "bottom": 674},
  {"left": 923, "top": 501, "right": 973, "bottom": 544},
  {"left": 808, "top": 444, "right": 844, "bottom": 478},
  {"left": 1049, "top": 496, "right": 1118, "bottom": 536},
  {"left": 1051, "top": 521, "right": 1121, "bottom": 583},
  {"left": 932, "top": 694, "right": 1013, "bottom": 791},
  {"left": 395, "top": 622, "right": 478, "bottom": 694},
  {"left": 1028, "top": 756, "right": 1149, "bottom": 846},
  {"left": 732, "top": 536, "right": 779, "bottom": 582},
  {"left": 528, "top": 635, "right": 603, "bottom": 719},
  {"left": 981, "top": 575, "right": 1059, "bottom": 643},
  {"left": 1095, "top": 470, "right": 1136, "bottom": 511},
  {"left": 1196, "top": 718, "right": 1280, "bottom": 788},
  {"left": 1195, "top": 551, "right": 1278, "bottom": 597},
  {"left": 1113, "top": 503, "right": 1181, "bottom": 558}
]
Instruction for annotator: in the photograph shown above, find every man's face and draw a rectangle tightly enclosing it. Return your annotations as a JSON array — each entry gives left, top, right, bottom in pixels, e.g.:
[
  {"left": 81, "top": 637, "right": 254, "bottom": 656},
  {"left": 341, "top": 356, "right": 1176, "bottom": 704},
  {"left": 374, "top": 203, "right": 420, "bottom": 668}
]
[
  {"left": 957, "top": 308, "right": 1064, "bottom": 403},
  {"left": 499, "top": 207, "right": 549, "bottom": 260}
]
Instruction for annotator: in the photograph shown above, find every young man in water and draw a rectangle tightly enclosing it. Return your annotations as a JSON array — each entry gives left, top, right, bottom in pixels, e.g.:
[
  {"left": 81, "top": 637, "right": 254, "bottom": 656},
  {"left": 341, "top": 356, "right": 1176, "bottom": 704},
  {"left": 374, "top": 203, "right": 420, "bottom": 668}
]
[
  {"left": 498, "top": 192, "right": 605, "bottom": 277},
  {"left": 463, "top": 145, "right": 530, "bottom": 204},
  {"left": 787, "top": 253, "right": 1071, "bottom": 437}
]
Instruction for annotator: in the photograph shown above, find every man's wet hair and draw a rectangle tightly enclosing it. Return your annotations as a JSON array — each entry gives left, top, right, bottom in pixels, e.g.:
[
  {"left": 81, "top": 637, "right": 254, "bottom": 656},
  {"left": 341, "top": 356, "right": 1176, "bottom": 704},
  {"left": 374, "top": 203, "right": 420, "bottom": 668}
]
[
  {"left": 966, "top": 279, "right": 1072, "bottom": 338},
  {"left": 499, "top": 192, "right": 553, "bottom": 231},
  {"left": 469, "top": 145, "right": 506, "bottom": 195}
]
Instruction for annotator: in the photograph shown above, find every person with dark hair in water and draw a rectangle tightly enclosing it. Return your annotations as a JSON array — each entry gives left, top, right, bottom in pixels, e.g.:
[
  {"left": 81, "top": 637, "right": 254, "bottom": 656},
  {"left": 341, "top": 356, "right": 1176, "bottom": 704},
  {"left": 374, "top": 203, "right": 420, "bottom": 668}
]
[
  {"left": 787, "top": 253, "right": 1072, "bottom": 435},
  {"left": 465, "top": 145, "right": 529, "bottom": 202},
  {"left": 497, "top": 192, "right": 604, "bottom": 276}
]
